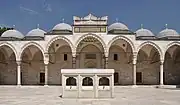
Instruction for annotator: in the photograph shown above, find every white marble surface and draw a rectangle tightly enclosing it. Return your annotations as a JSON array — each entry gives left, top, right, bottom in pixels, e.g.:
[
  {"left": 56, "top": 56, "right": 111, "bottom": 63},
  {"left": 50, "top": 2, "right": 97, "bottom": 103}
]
[{"left": 61, "top": 69, "right": 114, "bottom": 74}]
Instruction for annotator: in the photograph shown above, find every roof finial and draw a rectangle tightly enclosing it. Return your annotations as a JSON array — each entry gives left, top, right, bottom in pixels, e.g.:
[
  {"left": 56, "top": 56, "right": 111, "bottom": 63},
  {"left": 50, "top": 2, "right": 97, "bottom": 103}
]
[
  {"left": 141, "top": 24, "right": 143, "bottom": 29},
  {"left": 165, "top": 24, "right": 168, "bottom": 29},
  {"left": 116, "top": 18, "right": 119, "bottom": 22},
  {"left": 13, "top": 25, "right": 15, "bottom": 29},
  {"left": 62, "top": 18, "right": 65, "bottom": 23},
  {"left": 37, "top": 24, "right": 39, "bottom": 29}
]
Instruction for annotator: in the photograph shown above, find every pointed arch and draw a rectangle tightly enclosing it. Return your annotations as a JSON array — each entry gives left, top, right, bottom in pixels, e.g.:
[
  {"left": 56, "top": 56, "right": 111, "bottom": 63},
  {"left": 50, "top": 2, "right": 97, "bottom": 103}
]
[
  {"left": 0, "top": 42, "right": 18, "bottom": 60},
  {"left": 137, "top": 41, "right": 163, "bottom": 60},
  {"left": 20, "top": 42, "right": 45, "bottom": 60},
  {"left": 46, "top": 36, "right": 74, "bottom": 53},
  {"left": 107, "top": 36, "right": 135, "bottom": 54},
  {"left": 165, "top": 42, "right": 180, "bottom": 60},
  {"left": 75, "top": 34, "right": 106, "bottom": 55}
]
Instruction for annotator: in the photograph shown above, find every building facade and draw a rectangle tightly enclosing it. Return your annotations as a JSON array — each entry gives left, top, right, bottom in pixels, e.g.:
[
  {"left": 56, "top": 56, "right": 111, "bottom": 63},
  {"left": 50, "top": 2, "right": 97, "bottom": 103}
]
[{"left": 0, "top": 14, "right": 180, "bottom": 86}]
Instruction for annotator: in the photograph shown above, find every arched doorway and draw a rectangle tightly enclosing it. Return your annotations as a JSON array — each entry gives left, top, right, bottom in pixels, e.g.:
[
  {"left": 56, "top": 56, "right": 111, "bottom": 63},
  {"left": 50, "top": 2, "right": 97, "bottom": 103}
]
[
  {"left": 21, "top": 45, "right": 44, "bottom": 85},
  {"left": 76, "top": 36, "right": 105, "bottom": 69},
  {"left": 48, "top": 39, "right": 72, "bottom": 85},
  {"left": 108, "top": 39, "right": 133, "bottom": 85},
  {"left": 0, "top": 45, "right": 17, "bottom": 85},
  {"left": 137, "top": 44, "right": 160, "bottom": 85},
  {"left": 164, "top": 45, "right": 180, "bottom": 85}
]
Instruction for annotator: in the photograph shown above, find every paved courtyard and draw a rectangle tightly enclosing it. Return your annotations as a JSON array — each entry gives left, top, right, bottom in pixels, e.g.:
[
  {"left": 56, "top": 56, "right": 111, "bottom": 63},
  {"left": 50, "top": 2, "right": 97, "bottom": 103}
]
[{"left": 0, "top": 86, "right": 180, "bottom": 105}]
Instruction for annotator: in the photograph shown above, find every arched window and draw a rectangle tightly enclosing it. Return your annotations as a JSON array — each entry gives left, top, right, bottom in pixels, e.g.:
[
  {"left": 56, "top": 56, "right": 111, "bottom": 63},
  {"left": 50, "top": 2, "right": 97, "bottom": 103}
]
[
  {"left": 82, "top": 77, "right": 93, "bottom": 86},
  {"left": 99, "top": 77, "right": 109, "bottom": 86},
  {"left": 66, "top": 77, "right": 76, "bottom": 86}
]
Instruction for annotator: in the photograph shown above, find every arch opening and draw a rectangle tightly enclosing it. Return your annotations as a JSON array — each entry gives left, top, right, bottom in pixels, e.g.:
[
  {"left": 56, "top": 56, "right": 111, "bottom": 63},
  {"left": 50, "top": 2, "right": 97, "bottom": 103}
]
[
  {"left": 108, "top": 39, "right": 133, "bottom": 85},
  {"left": 21, "top": 45, "right": 44, "bottom": 85},
  {"left": 164, "top": 45, "right": 180, "bottom": 85},
  {"left": 99, "top": 77, "right": 109, "bottom": 86},
  {"left": 82, "top": 77, "right": 93, "bottom": 86},
  {"left": 137, "top": 44, "right": 160, "bottom": 85},
  {"left": 76, "top": 36, "right": 105, "bottom": 69},
  {"left": 0, "top": 45, "right": 17, "bottom": 85},
  {"left": 66, "top": 77, "right": 76, "bottom": 86},
  {"left": 48, "top": 39, "right": 72, "bottom": 85}
]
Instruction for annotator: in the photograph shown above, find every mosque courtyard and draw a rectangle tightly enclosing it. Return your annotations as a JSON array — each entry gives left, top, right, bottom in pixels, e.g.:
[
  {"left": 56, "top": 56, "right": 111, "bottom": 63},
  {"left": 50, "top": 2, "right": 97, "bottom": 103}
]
[{"left": 0, "top": 86, "right": 180, "bottom": 105}]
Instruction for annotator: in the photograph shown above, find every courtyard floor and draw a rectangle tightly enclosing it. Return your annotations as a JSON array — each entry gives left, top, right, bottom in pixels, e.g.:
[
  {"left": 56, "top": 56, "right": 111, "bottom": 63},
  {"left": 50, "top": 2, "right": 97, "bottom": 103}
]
[{"left": 0, "top": 86, "right": 180, "bottom": 105}]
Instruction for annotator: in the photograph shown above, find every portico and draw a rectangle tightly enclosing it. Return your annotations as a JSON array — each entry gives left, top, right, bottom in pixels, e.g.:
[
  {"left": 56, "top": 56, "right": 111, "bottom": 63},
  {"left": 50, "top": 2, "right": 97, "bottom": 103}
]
[{"left": 0, "top": 13, "right": 179, "bottom": 87}]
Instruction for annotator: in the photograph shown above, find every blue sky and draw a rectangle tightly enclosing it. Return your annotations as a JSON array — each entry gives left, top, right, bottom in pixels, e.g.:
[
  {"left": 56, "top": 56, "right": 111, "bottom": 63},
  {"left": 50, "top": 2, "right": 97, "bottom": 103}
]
[{"left": 0, "top": 0, "right": 179, "bottom": 34}]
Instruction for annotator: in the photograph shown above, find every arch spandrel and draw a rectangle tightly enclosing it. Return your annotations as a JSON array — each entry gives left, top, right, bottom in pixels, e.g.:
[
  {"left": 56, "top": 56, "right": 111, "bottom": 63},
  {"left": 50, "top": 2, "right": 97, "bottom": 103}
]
[
  {"left": 137, "top": 41, "right": 163, "bottom": 61},
  {"left": 107, "top": 36, "right": 135, "bottom": 56},
  {"left": 0, "top": 42, "right": 18, "bottom": 61},
  {"left": 75, "top": 34, "right": 107, "bottom": 56}
]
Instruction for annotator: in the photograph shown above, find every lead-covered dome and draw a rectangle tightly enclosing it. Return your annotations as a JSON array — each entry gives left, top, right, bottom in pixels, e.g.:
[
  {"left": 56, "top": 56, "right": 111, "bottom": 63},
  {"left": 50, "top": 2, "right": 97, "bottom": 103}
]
[
  {"left": 157, "top": 28, "right": 179, "bottom": 38},
  {"left": 1, "top": 29, "right": 24, "bottom": 39},
  {"left": 52, "top": 23, "right": 72, "bottom": 31},
  {"left": 26, "top": 28, "right": 46, "bottom": 37},
  {"left": 108, "top": 22, "right": 129, "bottom": 31},
  {"left": 136, "top": 28, "right": 155, "bottom": 37}
]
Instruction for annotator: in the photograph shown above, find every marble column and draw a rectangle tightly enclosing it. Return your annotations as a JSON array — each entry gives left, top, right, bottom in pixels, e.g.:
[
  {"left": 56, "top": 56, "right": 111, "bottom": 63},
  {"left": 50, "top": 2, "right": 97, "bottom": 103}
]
[
  {"left": 45, "top": 64, "right": 48, "bottom": 86},
  {"left": 110, "top": 74, "right": 114, "bottom": 98},
  {"left": 94, "top": 75, "right": 98, "bottom": 98},
  {"left": 160, "top": 60, "right": 164, "bottom": 85},
  {"left": 78, "top": 75, "right": 81, "bottom": 98},
  {"left": 133, "top": 53, "right": 137, "bottom": 85},
  {"left": 17, "top": 61, "right": 21, "bottom": 86},
  {"left": 72, "top": 56, "right": 76, "bottom": 69},
  {"left": 44, "top": 53, "right": 49, "bottom": 86},
  {"left": 104, "top": 57, "right": 108, "bottom": 69}
]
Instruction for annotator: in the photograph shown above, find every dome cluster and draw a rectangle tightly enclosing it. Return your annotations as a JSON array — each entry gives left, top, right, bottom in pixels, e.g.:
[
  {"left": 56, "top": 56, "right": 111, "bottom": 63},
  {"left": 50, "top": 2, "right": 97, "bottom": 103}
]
[
  {"left": 0, "top": 22, "right": 73, "bottom": 39},
  {"left": 0, "top": 28, "right": 46, "bottom": 39},
  {"left": 0, "top": 21, "right": 179, "bottom": 39},
  {"left": 108, "top": 22, "right": 179, "bottom": 38}
]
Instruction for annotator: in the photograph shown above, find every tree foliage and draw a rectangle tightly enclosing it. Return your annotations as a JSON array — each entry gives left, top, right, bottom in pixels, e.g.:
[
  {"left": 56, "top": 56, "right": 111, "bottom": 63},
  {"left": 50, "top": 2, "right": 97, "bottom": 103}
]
[{"left": 0, "top": 27, "right": 13, "bottom": 36}]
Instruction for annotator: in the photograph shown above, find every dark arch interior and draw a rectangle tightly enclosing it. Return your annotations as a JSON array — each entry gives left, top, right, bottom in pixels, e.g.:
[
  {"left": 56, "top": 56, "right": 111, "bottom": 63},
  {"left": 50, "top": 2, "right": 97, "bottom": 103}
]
[
  {"left": 48, "top": 39, "right": 72, "bottom": 85},
  {"left": 164, "top": 45, "right": 180, "bottom": 85},
  {"left": 137, "top": 45, "right": 160, "bottom": 85},
  {"left": 0, "top": 46, "right": 17, "bottom": 85},
  {"left": 108, "top": 39, "right": 133, "bottom": 85},
  {"left": 82, "top": 77, "right": 93, "bottom": 86},
  {"left": 21, "top": 45, "right": 44, "bottom": 85},
  {"left": 99, "top": 77, "right": 109, "bottom": 86},
  {"left": 66, "top": 77, "right": 76, "bottom": 86}
]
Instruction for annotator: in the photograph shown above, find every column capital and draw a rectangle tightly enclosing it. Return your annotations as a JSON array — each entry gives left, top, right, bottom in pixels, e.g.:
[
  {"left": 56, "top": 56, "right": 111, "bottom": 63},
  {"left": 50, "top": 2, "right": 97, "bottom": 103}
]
[
  {"left": 160, "top": 60, "right": 164, "bottom": 65},
  {"left": 44, "top": 61, "right": 49, "bottom": 65},
  {"left": 133, "top": 52, "right": 137, "bottom": 57},
  {"left": 16, "top": 61, "right": 21, "bottom": 66},
  {"left": 44, "top": 53, "right": 49, "bottom": 58},
  {"left": 104, "top": 52, "right": 109, "bottom": 58},
  {"left": 72, "top": 52, "right": 76, "bottom": 58}
]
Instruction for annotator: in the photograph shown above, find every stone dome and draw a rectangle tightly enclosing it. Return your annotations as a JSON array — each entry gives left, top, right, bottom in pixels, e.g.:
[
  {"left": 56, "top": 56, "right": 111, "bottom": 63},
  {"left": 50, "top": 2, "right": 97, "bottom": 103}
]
[
  {"left": 108, "top": 22, "right": 129, "bottom": 31},
  {"left": 157, "top": 28, "right": 179, "bottom": 38},
  {"left": 52, "top": 23, "right": 72, "bottom": 31},
  {"left": 26, "top": 28, "right": 46, "bottom": 37},
  {"left": 136, "top": 28, "right": 155, "bottom": 37},
  {"left": 1, "top": 29, "right": 24, "bottom": 39}
]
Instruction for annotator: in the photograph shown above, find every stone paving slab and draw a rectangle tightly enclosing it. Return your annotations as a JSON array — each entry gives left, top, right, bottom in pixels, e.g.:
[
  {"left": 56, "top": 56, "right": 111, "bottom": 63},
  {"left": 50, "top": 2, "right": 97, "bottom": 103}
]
[{"left": 0, "top": 86, "right": 180, "bottom": 105}]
